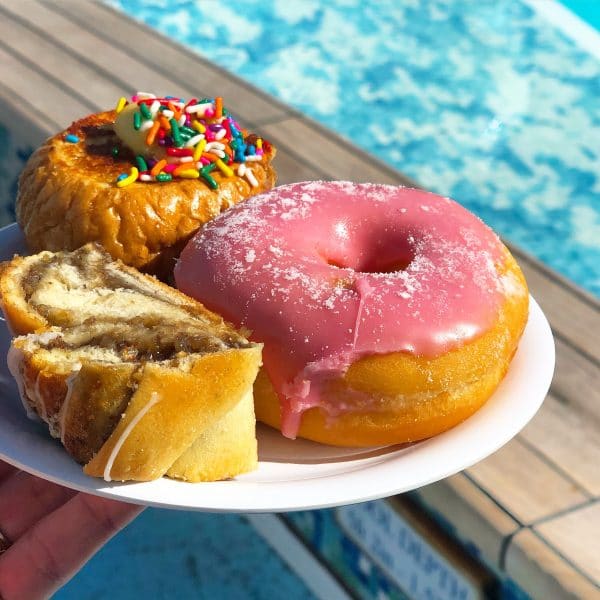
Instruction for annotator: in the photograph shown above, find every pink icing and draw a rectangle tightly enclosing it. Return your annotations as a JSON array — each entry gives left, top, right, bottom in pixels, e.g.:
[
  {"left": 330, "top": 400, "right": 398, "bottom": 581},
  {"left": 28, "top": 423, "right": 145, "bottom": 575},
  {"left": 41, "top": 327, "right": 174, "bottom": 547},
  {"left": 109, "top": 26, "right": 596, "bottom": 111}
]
[{"left": 175, "top": 182, "right": 506, "bottom": 437}]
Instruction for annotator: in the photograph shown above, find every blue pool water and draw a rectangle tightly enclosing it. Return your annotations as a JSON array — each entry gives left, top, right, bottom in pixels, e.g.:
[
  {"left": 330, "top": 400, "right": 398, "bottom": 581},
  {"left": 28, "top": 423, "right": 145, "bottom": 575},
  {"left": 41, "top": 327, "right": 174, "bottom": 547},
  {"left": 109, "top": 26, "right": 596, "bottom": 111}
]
[
  {"left": 56, "top": 511, "right": 315, "bottom": 600},
  {"left": 108, "top": 0, "right": 600, "bottom": 297},
  {"left": 561, "top": 0, "right": 600, "bottom": 30}
]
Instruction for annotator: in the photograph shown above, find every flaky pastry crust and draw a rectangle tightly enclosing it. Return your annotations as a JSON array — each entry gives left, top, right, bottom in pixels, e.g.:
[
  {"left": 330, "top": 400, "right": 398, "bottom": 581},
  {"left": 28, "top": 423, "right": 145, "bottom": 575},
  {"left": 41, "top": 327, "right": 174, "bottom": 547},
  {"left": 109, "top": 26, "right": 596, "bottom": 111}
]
[{"left": 16, "top": 111, "right": 276, "bottom": 277}]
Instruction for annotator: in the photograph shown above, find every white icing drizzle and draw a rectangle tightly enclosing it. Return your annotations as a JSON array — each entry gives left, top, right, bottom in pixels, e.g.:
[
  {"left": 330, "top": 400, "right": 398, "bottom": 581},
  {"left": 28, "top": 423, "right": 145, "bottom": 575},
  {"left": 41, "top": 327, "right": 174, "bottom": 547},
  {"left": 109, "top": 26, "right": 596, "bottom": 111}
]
[
  {"left": 58, "top": 364, "right": 82, "bottom": 444},
  {"left": 34, "top": 370, "right": 49, "bottom": 422},
  {"left": 103, "top": 392, "right": 161, "bottom": 482},
  {"left": 34, "top": 331, "right": 62, "bottom": 345},
  {"left": 352, "top": 280, "right": 371, "bottom": 351},
  {"left": 6, "top": 345, "right": 37, "bottom": 420}
]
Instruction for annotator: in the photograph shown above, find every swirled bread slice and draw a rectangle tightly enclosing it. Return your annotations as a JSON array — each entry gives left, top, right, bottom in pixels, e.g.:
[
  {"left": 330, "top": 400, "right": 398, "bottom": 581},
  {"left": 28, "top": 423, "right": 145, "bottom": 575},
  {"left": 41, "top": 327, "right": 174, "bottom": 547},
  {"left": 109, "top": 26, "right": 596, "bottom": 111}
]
[{"left": 1, "top": 245, "right": 262, "bottom": 482}]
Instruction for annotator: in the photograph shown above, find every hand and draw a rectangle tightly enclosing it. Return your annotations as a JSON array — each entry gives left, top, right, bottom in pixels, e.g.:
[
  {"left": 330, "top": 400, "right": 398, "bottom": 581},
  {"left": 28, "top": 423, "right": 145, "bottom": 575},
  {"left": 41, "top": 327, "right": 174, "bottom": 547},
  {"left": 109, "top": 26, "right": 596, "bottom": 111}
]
[{"left": 0, "top": 461, "right": 143, "bottom": 600}]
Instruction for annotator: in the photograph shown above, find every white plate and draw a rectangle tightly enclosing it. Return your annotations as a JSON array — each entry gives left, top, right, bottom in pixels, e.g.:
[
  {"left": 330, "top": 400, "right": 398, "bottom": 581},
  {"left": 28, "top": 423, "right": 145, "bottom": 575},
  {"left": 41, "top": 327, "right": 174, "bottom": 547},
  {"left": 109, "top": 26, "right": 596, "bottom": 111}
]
[{"left": 0, "top": 224, "right": 554, "bottom": 512}]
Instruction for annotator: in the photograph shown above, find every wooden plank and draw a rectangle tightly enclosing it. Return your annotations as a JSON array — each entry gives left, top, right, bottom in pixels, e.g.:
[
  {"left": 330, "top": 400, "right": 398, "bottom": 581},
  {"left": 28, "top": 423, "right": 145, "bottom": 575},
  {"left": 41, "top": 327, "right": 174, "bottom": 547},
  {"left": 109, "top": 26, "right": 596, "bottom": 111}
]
[
  {"left": 513, "top": 248, "right": 600, "bottom": 364},
  {"left": 43, "top": 0, "right": 291, "bottom": 126},
  {"left": 0, "top": 82, "right": 55, "bottom": 146},
  {"left": 521, "top": 394, "right": 600, "bottom": 497},
  {"left": 466, "top": 437, "right": 589, "bottom": 524},
  {"left": 535, "top": 501, "right": 600, "bottom": 585},
  {"left": 0, "top": 44, "right": 90, "bottom": 129},
  {"left": 510, "top": 240, "right": 599, "bottom": 308},
  {"left": 4, "top": 0, "right": 176, "bottom": 103},
  {"left": 551, "top": 336, "right": 600, "bottom": 422},
  {"left": 0, "top": 5, "right": 124, "bottom": 111},
  {"left": 413, "top": 473, "right": 520, "bottom": 568},
  {"left": 273, "top": 150, "right": 324, "bottom": 187},
  {"left": 505, "top": 528, "right": 600, "bottom": 599},
  {"left": 261, "top": 117, "right": 414, "bottom": 184}
]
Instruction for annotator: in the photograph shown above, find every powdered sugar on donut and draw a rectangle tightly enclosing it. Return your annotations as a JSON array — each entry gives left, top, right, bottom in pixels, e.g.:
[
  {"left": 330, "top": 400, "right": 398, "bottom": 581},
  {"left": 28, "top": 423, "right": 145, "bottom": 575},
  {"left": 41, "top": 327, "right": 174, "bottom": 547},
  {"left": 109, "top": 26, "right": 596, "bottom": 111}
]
[{"left": 176, "top": 182, "right": 511, "bottom": 437}]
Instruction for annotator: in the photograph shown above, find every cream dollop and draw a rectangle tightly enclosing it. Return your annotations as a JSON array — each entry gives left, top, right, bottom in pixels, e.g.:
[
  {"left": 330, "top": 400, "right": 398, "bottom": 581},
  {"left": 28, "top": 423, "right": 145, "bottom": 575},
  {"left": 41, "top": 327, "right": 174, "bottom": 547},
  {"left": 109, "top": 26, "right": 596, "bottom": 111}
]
[{"left": 113, "top": 102, "right": 166, "bottom": 158}]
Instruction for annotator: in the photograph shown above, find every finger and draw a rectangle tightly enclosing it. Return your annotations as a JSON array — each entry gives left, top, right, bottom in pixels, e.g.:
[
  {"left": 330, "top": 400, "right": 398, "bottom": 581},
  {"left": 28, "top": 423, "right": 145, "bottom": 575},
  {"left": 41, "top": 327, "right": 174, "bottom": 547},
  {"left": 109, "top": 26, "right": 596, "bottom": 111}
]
[
  {"left": 0, "top": 471, "right": 76, "bottom": 541},
  {"left": 0, "top": 493, "right": 143, "bottom": 600},
  {"left": 0, "top": 463, "right": 17, "bottom": 484}
]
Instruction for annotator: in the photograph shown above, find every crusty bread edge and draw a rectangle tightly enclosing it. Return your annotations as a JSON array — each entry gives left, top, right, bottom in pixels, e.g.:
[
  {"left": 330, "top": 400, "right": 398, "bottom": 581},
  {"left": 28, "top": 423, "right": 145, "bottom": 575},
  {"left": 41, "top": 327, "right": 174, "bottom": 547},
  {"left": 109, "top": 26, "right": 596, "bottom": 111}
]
[
  {"left": 167, "top": 388, "right": 258, "bottom": 482},
  {"left": 2, "top": 246, "right": 263, "bottom": 481},
  {"left": 0, "top": 253, "right": 51, "bottom": 335},
  {"left": 83, "top": 345, "right": 262, "bottom": 481},
  {"left": 10, "top": 335, "right": 262, "bottom": 482}
]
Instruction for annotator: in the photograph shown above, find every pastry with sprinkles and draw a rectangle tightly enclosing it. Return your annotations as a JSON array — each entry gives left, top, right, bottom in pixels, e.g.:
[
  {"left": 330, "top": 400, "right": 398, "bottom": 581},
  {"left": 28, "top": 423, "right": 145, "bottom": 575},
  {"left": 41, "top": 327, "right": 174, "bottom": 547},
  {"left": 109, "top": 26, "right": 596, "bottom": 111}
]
[{"left": 16, "top": 93, "right": 276, "bottom": 278}]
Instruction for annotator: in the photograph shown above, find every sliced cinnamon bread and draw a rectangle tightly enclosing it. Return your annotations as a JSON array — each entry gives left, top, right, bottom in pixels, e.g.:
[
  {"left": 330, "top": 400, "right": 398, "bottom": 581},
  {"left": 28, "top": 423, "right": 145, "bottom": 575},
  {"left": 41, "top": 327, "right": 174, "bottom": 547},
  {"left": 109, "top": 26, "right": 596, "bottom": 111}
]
[{"left": 1, "top": 245, "right": 262, "bottom": 482}]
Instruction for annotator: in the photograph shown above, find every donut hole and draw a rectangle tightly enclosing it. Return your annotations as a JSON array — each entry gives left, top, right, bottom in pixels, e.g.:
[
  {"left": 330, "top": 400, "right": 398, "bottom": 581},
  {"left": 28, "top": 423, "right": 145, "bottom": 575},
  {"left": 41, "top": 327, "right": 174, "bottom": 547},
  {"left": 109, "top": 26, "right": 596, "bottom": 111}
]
[
  {"left": 359, "top": 254, "right": 414, "bottom": 274},
  {"left": 319, "top": 223, "right": 416, "bottom": 274},
  {"left": 323, "top": 245, "right": 415, "bottom": 274},
  {"left": 326, "top": 257, "right": 414, "bottom": 273},
  {"left": 326, "top": 258, "right": 351, "bottom": 270}
]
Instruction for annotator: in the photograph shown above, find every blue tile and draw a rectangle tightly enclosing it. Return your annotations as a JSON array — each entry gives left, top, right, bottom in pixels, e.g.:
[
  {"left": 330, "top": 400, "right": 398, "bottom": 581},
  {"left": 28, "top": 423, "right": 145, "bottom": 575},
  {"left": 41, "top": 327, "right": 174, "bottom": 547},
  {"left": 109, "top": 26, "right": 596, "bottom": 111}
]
[
  {"left": 560, "top": 1, "right": 600, "bottom": 31},
  {"left": 56, "top": 509, "right": 315, "bottom": 600}
]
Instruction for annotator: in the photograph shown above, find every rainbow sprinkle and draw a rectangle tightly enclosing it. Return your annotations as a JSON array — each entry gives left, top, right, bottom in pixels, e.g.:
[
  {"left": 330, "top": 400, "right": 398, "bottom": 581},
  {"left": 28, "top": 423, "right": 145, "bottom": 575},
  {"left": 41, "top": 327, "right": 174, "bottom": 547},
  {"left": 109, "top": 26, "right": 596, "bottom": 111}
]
[
  {"left": 115, "top": 97, "right": 127, "bottom": 113},
  {"left": 111, "top": 93, "right": 270, "bottom": 188},
  {"left": 116, "top": 167, "right": 139, "bottom": 188},
  {"left": 64, "top": 134, "right": 79, "bottom": 143}
]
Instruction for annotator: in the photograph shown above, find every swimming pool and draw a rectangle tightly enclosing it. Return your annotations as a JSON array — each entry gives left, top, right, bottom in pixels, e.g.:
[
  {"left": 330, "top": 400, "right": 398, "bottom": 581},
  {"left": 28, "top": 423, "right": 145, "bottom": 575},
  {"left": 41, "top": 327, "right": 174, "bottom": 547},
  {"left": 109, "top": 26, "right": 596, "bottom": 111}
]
[
  {"left": 108, "top": 0, "right": 600, "bottom": 297},
  {"left": 561, "top": 0, "right": 600, "bottom": 30}
]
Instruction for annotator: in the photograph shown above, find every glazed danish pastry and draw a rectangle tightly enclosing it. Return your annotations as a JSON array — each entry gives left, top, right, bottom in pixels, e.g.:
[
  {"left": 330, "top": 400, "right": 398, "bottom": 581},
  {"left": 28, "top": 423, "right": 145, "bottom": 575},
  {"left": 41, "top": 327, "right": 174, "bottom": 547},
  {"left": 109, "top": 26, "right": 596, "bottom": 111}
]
[{"left": 16, "top": 94, "right": 276, "bottom": 279}]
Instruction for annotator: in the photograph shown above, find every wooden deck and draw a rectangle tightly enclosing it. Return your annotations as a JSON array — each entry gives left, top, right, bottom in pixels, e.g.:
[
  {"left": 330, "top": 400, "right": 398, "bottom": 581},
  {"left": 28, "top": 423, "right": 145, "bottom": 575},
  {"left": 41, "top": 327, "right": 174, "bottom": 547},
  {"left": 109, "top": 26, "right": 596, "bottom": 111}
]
[{"left": 1, "top": 1, "right": 599, "bottom": 597}]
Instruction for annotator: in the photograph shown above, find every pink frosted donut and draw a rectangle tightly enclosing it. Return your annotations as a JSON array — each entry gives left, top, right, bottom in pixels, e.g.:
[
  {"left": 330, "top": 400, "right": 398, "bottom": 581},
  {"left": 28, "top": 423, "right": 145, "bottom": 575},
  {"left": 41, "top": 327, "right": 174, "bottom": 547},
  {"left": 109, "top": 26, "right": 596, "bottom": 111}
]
[{"left": 176, "top": 182, "right": 529, "bottom": 446}]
